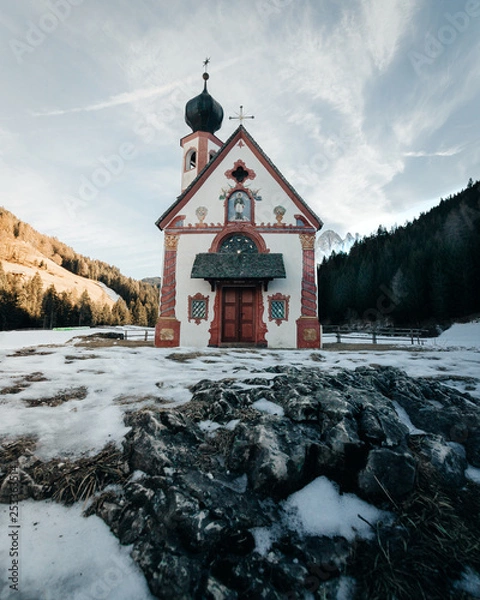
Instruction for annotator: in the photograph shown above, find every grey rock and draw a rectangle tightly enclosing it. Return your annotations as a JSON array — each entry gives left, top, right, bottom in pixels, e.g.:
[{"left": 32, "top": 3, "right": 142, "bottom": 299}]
[
  {"left": 358, "top": 448, "right": 417, "bottom": 500},
  {"left": 412, "top": 434, "right": 467, "bottom": 488},
  {"left": 2, "top": 364, "right": 479, "bottom": 599}
]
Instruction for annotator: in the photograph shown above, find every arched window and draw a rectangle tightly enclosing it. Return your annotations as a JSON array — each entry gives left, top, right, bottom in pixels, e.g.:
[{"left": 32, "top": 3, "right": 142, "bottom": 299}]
[
  {"left": 219, "top": 234, "right": 258, "bottom": 254},
  {"left": 185, "top": 149, "right": 197, "bottom": 171}
]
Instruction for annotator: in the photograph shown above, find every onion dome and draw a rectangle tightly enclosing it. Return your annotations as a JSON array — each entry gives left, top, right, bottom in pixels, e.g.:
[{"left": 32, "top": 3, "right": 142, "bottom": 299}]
[{"left": 185, "top": 72, "right": 223, "bottom": 134}]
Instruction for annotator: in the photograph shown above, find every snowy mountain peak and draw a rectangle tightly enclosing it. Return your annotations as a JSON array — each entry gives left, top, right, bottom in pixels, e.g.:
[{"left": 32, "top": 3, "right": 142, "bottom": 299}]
[{"left": 316, "top": 229, "right": 359, "bottom": 262}]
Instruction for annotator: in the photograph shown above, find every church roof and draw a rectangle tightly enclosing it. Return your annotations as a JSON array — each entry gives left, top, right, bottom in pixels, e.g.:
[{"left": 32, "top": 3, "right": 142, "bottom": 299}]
[
  {"left": 156, "top": 125, "right": 323, "bottom": 231},
  {"left": 191, "top": 252, "right": 286, "bottom": 280}
]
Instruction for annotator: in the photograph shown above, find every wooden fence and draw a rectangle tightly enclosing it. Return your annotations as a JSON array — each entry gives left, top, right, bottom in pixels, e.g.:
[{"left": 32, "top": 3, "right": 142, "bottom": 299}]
[
  {"left": 122, "top": 329, "right": 155, "bottom": 342},
  {"left": 322, "top": 326, "right": 430, "bottom": 345}
]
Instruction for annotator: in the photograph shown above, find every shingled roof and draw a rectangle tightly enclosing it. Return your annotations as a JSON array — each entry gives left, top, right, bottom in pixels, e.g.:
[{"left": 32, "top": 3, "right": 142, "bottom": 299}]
[{"left": 191, "top": 252, "right": 286, "bottom": 280}]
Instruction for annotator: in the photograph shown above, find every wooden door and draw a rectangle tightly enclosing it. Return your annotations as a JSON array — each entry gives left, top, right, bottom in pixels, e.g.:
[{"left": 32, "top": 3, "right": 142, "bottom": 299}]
[{"left": 222, "top": 287, "right": 256, "bottom": 343}]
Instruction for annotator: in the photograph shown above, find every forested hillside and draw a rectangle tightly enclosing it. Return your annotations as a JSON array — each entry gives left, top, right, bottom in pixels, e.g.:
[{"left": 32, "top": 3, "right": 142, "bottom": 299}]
[
  {"left": 318, "top": 179, "right": 480, "bottom": 327},
  {"left": 0, "top": 208, "right": 159, "bottom": 330}
]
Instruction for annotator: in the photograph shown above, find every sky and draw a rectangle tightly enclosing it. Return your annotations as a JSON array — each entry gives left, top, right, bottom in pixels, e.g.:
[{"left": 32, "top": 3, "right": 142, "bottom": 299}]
[{"left": 0, "top": 0, "right": 479, "bottom": 280}]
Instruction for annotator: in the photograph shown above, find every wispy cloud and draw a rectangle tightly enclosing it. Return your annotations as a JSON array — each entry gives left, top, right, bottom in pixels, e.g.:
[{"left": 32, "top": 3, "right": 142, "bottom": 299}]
[
  {"left": 404, "top": 146, "right": 464, "bottom": 157},
  {"left": 361, "top": 0, "right": 418, "bottom": 71},
  {"left": 1, "top": 0, "right": 479, "bottom": 277},
  {"left": 30, "top": 81, "right": 190, "bottom": 117}
]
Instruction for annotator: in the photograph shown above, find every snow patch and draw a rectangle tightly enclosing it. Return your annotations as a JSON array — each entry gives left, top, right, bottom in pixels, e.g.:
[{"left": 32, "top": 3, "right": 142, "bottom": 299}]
[
  {"left": 198, "top": 420, "right": 222, "bottom": 433},
  {"left": 453, "top": 567, "right": 480, "bottom": 598},
  {"left": 250, "top": 526, "right": 276, "bottom": 556},
  {"left": 282, "top": 476, "right": 390, "bottom": 541},
  {"left": 465, "top": 465, "right": 480, "bottom": 484},
  {"left": 392, "top": 401, "right": 425, "bottom": 434},
  {"left": 252, "top": 398, "right": 284, "bottom": 416},
  {"left": 436, "top": 322, "right": 480, "bottom": 350},
  {"left": 97, "top": 281, "right": 121, "bottom": 302},
  {"left": 225, "top": 419, "right": 241, "bottom": 430},
  {"left": 0, "top": 500, "right": 155, "bottom": 600},
  {"left": 336, "top": 576, "right": 357, "bottom": 600}
]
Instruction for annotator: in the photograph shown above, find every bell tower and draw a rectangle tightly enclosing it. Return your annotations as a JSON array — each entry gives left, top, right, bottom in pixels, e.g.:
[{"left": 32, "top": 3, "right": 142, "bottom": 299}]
[{"left": 181, "top": 61, "right": 224, "bottom": 191}]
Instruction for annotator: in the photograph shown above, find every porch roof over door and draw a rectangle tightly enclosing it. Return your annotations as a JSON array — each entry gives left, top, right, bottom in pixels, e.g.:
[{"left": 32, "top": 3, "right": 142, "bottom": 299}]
[{"left": 191, "top": 253, "right": 286, "bottom": 280}]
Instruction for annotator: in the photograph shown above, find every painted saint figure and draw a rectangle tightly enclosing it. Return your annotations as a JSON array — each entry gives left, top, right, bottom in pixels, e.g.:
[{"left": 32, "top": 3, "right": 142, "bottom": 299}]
[{"left": 229, "top": 191, "right": 250, "bottom": 222}]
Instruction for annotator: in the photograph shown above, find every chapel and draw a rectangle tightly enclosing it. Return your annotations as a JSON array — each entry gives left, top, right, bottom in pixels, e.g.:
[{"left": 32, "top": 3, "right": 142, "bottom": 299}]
[{"left": 154, "top": 68, "right": 323, "bottom": 349}]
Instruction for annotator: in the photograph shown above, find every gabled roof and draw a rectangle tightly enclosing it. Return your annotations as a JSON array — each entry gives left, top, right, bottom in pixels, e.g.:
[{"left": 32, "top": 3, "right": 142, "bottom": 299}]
[{"left": 156, "top": 125, "right": 323, "bottom": 231}]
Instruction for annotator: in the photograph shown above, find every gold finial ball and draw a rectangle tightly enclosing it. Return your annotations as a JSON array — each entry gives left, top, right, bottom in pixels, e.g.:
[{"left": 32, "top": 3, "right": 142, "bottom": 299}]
[{"left": 203, "top": 72, "right": 209, "bottom": 81}]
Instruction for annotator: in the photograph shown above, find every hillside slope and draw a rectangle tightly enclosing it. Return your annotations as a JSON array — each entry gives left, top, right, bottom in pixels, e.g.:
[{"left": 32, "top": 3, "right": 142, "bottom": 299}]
[
  {"left": 0, "top": 207, "right": 159, "bottom": 330},
  {"left": 1, "top": 237, "right": 116, "bottom": 307}
]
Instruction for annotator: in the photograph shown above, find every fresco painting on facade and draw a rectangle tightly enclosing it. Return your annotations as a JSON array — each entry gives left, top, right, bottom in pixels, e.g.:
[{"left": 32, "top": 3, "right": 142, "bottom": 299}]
[{"left": 228, "top": 190, "right": 252, "bottom": 222}]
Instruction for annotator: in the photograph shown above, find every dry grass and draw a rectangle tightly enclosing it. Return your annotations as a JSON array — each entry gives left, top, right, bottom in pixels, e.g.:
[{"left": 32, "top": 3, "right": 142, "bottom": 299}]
[
  {"left": 7, "top": 348, "right": 54, "bottom": 358},
  {"left": 166, "top": 351, "right": 205, "bottom": 362},
  {"left": 34, "top": 444, "right": 128, "bottom": 505},
  {"left": 350, "top": 456, "right": 480, "bottom": 600},
  {"left": 64, "top": 354, "right": 101, "bottom": 363},
  {"left": 165, "top": 350, "right": 225, "bottom": 362},
  {"left": 0, "top": 436, "right": 37, "bottom": 464},
  {"left": 0, "top": 372, "right": 48, "bottom": 395},
  {"left": 24, "top": 386, "right": 88, "bottom": 407}
]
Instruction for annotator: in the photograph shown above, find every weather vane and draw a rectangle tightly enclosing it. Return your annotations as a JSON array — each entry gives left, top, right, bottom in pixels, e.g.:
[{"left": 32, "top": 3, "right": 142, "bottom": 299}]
[
  {"left": 229, "top": 105, "right": 255, "bottom": 124},
  {"left": 203, "top": 57, "right": 210, "bottom": 72}
]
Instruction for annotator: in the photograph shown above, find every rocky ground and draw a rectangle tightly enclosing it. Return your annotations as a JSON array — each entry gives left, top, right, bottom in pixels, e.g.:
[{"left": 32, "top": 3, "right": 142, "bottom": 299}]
[{"left": 1, "top": 364, "right": 480, "bottom": 599}]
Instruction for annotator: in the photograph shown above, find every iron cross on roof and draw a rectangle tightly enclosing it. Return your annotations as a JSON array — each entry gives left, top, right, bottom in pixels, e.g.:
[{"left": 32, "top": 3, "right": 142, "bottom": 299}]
[{"left": 229, "top": 105, "right": 255, "bottom": 124}]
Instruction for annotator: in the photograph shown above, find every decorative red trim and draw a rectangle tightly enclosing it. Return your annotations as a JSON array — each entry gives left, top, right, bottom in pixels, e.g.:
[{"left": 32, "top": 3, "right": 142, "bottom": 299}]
[
  {"left": 168, "top": 215, "right": 186, "bottom": 228},
  {"left": 296, "top": 317, "right": 320, "bottom": 349},
  {"left": 224, "top": 159, "right": 256, "bottom": 183},
  {"left": 197, "top": 135, "right": 209, "bottom": 172},
  {"left": 188, "top": 292, "right": 209, "bottom": 325},
  {"left": 257, "top": 287, "right": 268, "bottom": 346},
  {"left": 209, "top": 224, "right": 268, "bottom": 253},
  {"left": 208, "top": 289, "right": 221, "bottom": 346},
  {"left": 155, "top": 234, "right": 181, "bottom": 347},
  {"left": 180, "top": 130, "right": 223, "bottom": 148},
  {"left": 294, "top": 214, "right": 313, "bottom": 228},
  {"left": 155, "top": 317, "right": 180, "bottom": 347},
  {"left": 268, "top": 292, "right": 290, "bottom": 326},
  {"left": 299, "top": 234, "right": 318, "bottom": 318},
  {"left": 165, "top": 224, "right": 316, "bottom": 234},
  {"left": 159, "top": 235, "right": 179, "bottom": 318}
]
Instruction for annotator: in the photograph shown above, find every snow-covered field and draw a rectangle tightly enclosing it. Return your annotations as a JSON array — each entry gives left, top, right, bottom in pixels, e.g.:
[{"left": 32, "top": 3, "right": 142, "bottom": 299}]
[{"left": 1, "top": 323, "right": 479, "bottom": 599}]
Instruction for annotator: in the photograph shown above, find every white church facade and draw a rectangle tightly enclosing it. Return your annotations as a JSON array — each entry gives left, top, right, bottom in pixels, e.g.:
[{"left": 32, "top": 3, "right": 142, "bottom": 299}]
[{"left": 155, "top": 70, "right": 323, "bottom": 349}]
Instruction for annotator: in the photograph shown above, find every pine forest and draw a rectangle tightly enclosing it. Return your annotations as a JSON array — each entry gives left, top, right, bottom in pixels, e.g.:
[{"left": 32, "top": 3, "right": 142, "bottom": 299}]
[{"left": 317, "top": 179, "right": 480, "bottom": 328}]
